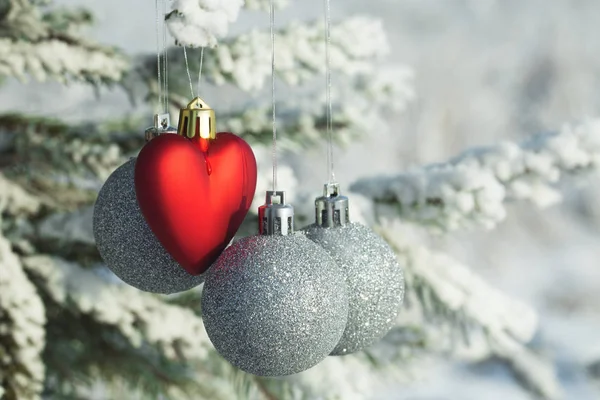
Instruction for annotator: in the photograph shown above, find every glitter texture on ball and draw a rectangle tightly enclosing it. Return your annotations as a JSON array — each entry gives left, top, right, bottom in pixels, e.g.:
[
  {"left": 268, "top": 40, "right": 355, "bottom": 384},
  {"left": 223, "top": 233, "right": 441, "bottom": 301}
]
[
  {"left": 201, "top": 234, "right": 349, "bottom": 376},
  {"left": 93, "top": 158, "right": 204, "bottom": 294},
  {"left": 302, "top": 222, "right": 404, "bottom": 355}
]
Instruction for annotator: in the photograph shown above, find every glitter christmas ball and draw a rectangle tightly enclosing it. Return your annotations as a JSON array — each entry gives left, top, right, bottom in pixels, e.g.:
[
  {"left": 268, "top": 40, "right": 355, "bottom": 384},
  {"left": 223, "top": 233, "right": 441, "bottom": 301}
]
[
  {"left": 201, "top": 234, "right": 349, "bottom": 376},
  {"left": 93, "top": 158, "right": 204, "bottom": 294},
  {"left": 301, "top": 222, "right": 404, "bottom": 355}
]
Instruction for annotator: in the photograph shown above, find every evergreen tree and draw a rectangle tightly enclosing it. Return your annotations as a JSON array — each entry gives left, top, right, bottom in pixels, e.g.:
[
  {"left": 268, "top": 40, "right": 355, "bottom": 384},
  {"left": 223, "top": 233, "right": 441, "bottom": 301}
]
[{"left": 1, "top": 1, "right": 597, "bottom": 399}]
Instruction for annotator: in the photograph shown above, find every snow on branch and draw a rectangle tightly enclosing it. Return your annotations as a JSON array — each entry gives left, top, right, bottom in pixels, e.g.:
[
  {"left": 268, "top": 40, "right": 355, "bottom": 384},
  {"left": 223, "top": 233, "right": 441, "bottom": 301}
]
[
  {"left": 0, "top": 38, "right": 128, "bottom": 84},
  {"left": 211, "top": 17, "right": 390, "bottom": 90},
  {"left": 0, "top": 114, "right": 137, "bottom": 197},
  {"left": 382, "top": 232, "right": 560, "bottom": 399},
  {"left": 501, "top": 346, "right": 562, "bottom": 400},
  {"left": 219, "top": 74, "right": 412, "bottom": 150},
  {"left": 0, "top": 0, "right": 128, "bottom": 83},
  {"left": 352, "top": 119, "right": 600, "bottom": 231},
  {"left": 0, "top": 173, "right": 42, "bottom": 216},
  {"left": 269, "top": 355, "right": 405, "bottom": 400},
  {"left": 141, "top": 60, "right": 412, "bottom": 152},
  {"left": 165, "top": 0, "right": 244, "bottom": 48},
  {"left": 398, "top": 244, "right": 538, "bottom": 350},
  {"left": 21, "top": 256, "right": 211, "bottom": 362},
  {"left": 140, "top": 16, "right": 394, "bottom": 94},
  {"left": 0, "top": 234, "right": 46, "bottom": 400}
]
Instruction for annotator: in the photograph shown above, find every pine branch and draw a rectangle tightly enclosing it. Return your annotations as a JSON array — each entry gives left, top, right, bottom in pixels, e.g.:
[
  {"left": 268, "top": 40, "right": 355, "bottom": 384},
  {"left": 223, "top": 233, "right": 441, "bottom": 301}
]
[
  {"left": 19, "top": 255, "right": 236, "bottom": 398},
  {"left": 0, "top": 113, "right": 144, "bottom": 205},
  {"left": 499, "top": 347, "right": 562, "bottom": 400},
  {"left": 0, "top": 233, "right": 46, "bottom": 400},
  {"left": 218, "top": 67, "right": 413, "bottom": 150},
  {"left": 221, "top": 99, "right": 354, "bottom": 151},
  {"left": 132, "top": 16, "right": 400, "bottom": 98},
  {"left": 165, "top": 0, "right": 244, "bottom": 48},
  {"left": 0, "top": 62, "right": 412, "bottom": 194},
  {"left": 21, "top": 256, "right": 212, "bottom": 362},
  {"left": 26, "top": 260, "right": 265, "bottom": 400},
  {"left": 29, "top": 206, "right": 100, "bottom": 264},
  {"left": 0, "top": 172, "right": 43, "bottom": 216},
  {"left": 266, "top": 354, "right": 408, "bottom": 400},
  {"left": 382, "top": 231, "right": 561, "bottom": 400},
  {"left": 125, "top": 17, "right": 413, "bottom": 149},
  {"left": 41, "top": 7, "right": 94, "bottom": 35},
  {"left": 399, "top": 243, "right": 538, "bottom": 345},
  {"left": 0, "top": 0, "right": 128, "bottom": 84},
  {"left": 351, "top": 119, "right": 600, "bottom": 231},
  {"left": 40, "top": 308, "right": 199, "bottom": 400}
]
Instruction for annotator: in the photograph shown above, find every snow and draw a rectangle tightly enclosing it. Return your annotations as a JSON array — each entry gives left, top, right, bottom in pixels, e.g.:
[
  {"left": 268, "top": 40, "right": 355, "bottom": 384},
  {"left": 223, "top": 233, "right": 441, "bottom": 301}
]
[
  {"left": 0, "top": 38, "right": 128, "bottom": 83},
  {"left": 352, "top": 120, "right": 600, "bottom": 232},
  {"left": 22, "top": 255, "right": 212, "bottom": 361},
  {"left": 0, "top": 234, "right": 46, "bottom": 399},
  {"left": 3, "top": 0, "right": 600, "bottom": 399},
  {"left": 166, "top": 0, "right": 245, "bottom": 47}
]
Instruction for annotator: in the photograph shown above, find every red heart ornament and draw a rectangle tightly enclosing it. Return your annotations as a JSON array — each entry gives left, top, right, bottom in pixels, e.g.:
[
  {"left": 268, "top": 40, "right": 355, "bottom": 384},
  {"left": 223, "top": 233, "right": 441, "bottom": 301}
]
[{"left": 135, "top": 132, "right": 257, "bottom": 275}]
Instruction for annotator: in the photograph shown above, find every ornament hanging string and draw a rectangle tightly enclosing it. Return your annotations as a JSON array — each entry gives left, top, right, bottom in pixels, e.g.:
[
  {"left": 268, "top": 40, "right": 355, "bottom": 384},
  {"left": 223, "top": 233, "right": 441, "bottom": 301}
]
[
  {"left": 154, "top": 0, "right": 170, "bottom": 114},
  {"left": 270, "top": 0, "right": 278, "bottom": 192},
  {"left": 162, "top": 0, "right": 169, "bottom": 112},
  {"left": 183, "top": 46, "right": 206, "bottom": 101},
  {"left": 155, "top": 0, "right": 170, "bottom": 114},
  {"left": 324, "top": 0, "right": 335, "bottom": 184},
  {"left": 154, "top": 0, "right": 169, "bottom": 119},
  {"left": 183, "top": 46, "right": 194, "bottom": 99},
  {"left": 155, "top": 0, "right": 162, "bottom": 113},
  {"left": 198, "top": 47, "right": 205, "bottom": 96}
]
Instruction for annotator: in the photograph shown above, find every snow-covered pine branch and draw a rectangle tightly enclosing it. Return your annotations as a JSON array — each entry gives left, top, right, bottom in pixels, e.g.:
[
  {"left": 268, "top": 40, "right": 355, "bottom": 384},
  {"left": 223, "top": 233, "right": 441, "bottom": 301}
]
[
  {"left": 19, "top": 255, "right": 222, "bottom": 398},
  {"left": 351, "top": 119, "right": 600, "bottom": 231},
  {"left": 0, "top": 0, "right": 128, "bottom": 84},
  {"left": 165, "top": 0, "right": 245, "bottom": 48},
  {"left": 135, "top": 16, "right": 399, "bottom": 95},
  {"left": 0, "top": 114, "right": 140, "bottom": 203},
  {"left": 18, "top": 252, "right": 274, "bottom": 400},
  {"left": 220, "top": 70, "right": 413, "bottom": 150},
  {"left": 164, "top": 0, "right": 294, "bottom": 48},
  {"left": 22, "top": 255, "right": 211, "bottom": 361},
  {"left": 262, "top": 355, "right": 408, "bottom": 400},
  {"left": 395, "top": 243, "right": 537, "bottom": 355},
  {"left": 0, "top": 173, "right": 42, "bottom": 216},
  {"left": 382, "top": 232, "right": 560, "bottom": 399},
  {"left": 0, "top": 61, "right": 412, "bottom": 195},
  {"left": 0, "top": 234, "right": 46, "bottom": 400}
]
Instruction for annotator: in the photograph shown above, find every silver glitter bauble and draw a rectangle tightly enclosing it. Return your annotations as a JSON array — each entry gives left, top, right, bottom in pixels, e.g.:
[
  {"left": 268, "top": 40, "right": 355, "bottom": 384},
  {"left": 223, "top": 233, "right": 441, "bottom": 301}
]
[
  {"left": 93, "top": 158, "right": 204, "bottom": 294},
  {"left": 201, "top": 234, "right": 349, "bottom": 376},
  {"left": 301, "top": 222, "right": 404, "bottom": 355}
]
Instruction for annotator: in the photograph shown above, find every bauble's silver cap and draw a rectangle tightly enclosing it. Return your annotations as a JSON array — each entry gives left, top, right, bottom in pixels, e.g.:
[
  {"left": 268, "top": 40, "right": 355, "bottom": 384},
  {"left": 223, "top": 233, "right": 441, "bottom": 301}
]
[
  {"left": 315, "top": 182, "right": 349, "bottom": 228},
  {"left": 258, "top": 191, "right": 294, "bottom": 236},
  {"left": 145, "top": 113, "right": 178, "bottom": 142}
]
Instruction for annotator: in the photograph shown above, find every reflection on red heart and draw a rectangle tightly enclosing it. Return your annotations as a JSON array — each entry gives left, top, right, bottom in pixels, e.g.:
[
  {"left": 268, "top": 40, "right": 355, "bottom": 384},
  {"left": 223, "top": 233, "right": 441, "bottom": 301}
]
[{"left": 135, "top": 133, "right": 257, "bottom": 275}]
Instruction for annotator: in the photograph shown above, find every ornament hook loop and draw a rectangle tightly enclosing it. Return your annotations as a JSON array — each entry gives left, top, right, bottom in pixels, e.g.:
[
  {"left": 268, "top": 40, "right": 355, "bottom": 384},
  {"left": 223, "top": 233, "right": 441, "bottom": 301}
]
[
  {"left": 145, "top": 113, "right": 177, "bottom": 142},
  {"left": 315, "top": 182, "right": 349, "bottom": 228},
  {"left": 177, "top": 96, "right": 216, "bottom": 140},
  {"left": 258, "top": 191, "right": 295, "bottom": 236}
]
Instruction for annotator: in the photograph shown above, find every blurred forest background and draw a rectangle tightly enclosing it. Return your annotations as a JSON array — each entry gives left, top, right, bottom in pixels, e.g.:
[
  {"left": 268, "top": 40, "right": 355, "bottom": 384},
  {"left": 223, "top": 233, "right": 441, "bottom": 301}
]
[{"left": 2, "top": 0, "right": 600, "bottom": 399}]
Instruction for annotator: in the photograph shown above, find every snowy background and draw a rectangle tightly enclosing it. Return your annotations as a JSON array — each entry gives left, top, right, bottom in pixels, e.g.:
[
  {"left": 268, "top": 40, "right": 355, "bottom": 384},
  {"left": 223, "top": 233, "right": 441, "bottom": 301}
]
[{"left": 2, "top": 0, "right": 600, "bottom": 399}]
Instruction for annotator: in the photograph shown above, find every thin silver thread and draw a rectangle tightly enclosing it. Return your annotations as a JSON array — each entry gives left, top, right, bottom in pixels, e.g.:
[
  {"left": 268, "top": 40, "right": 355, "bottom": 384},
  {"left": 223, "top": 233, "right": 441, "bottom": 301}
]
[
  {"left": 324, "top": 0, "right": 335, "bottom": 183},
  {"left": 270, "top": 0, "right": 277, "bottom": 192},
  {"left": 155, "top": 0, "right": 162, "bottom": 113},
  {"left": 183, "top": 46, "right": 194, "bottom": 99},
  {"left": 163, "top": 0, "right": 169, "bottom": 111},
  {"left": 197, "top": 47, "right": 205, "bottom": 97}
]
